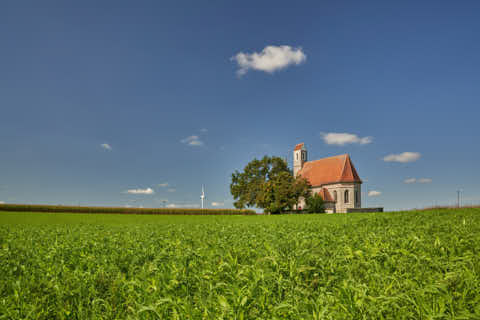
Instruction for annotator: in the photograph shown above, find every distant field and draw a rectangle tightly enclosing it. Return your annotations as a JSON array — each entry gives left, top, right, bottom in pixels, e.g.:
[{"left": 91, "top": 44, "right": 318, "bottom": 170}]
[
  {"left": 0, "top": 203, "right": 255, "bottom": 215},
  {"left": 1, "top": 209, "right": 480, "bottom": 319}
]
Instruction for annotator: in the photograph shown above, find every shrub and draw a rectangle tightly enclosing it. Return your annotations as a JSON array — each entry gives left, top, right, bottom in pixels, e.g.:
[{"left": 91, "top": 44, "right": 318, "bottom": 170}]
[{"left": 305, "top": 193, "right": 325, "bottom": 213}]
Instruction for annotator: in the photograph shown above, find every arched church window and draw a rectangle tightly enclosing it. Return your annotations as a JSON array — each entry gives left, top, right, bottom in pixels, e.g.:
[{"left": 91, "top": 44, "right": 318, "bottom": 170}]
[
  {"left": 333, "top": 191, "right": 337, "bottom": 202},
  {"left": 344, "top": 190, "right": 349, "bottom": 203}
]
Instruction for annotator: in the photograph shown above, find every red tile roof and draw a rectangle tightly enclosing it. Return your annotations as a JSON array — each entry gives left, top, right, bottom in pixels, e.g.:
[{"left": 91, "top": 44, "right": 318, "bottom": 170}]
[
  {"left": 317, "top": 188, "right": 334, "bottom": 202},
  {"left": 298, "top": 154, "right": 362, "bottom": 186},
  {"left": 294, "top": 143, "right": 304, "bottom": 151}
]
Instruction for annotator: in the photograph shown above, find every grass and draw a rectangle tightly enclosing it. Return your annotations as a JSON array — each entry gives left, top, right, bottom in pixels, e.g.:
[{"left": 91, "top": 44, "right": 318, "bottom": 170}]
[{"left": 1, "top": 208, "right": 480, "bottom": 319}]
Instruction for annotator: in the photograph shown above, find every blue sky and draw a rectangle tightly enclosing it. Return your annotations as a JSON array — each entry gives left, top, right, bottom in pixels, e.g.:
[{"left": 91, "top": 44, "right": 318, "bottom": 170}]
[{"left": 1, "top": 0, "right": 479, "bottom": 210}]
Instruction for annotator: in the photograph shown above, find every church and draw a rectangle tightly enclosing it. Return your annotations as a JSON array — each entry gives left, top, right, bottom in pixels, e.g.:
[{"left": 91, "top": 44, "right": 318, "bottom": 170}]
[{"left": 293, "top": 143, "right": 362, "bottom": 213}]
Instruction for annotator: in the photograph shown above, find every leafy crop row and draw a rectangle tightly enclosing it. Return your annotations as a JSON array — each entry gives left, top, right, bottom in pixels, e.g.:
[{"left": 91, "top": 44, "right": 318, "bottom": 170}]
[
  {"left": 1, "top": 208, "right": 479, "bottom": 319},
  {"left": 0, "top": 203, "right": 255, "bottom": 215}
]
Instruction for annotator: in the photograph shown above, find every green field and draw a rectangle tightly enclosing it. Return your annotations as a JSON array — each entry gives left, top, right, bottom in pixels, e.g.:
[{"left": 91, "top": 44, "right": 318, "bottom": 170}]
[{"left": 1, "top": 209, "right": 480, "bottom": 319}]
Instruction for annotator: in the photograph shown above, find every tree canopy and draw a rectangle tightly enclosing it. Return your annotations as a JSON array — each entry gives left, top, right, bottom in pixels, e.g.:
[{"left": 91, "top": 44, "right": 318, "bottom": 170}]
[{"left": 230, "top": 156, "right": 310, "bottom": 213}]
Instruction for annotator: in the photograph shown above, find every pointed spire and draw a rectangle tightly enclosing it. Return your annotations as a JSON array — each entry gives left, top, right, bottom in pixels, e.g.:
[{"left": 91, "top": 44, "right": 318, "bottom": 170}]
[{"left": 294, "top": 143, "right": 305, "bottom": 151}]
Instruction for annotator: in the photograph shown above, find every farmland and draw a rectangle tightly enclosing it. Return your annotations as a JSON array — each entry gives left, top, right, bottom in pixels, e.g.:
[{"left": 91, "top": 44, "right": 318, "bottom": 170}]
[
  {"left": 1, "top": 209, "right": 480, "bottom": 319},
  {"left": 0, "top": 203, "right": 255, "bottom": 215}
]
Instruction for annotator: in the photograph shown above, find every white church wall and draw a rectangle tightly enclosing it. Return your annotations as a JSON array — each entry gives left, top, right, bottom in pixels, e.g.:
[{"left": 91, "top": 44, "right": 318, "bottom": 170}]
[{"left": 321, "top": 183, "right": 361, "bottom": 213}]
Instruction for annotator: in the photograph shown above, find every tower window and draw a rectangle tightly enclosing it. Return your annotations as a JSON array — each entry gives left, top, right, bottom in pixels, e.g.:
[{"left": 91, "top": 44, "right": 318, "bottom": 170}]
[
  {"left": 296, "top": 153, "right": 298, "bottom": 160},
  {"left": 333, "top": 191, "right": 337, "bottom": 202},
  {"left": 344, "top": 190, "right": 349, "bottom": 203}
]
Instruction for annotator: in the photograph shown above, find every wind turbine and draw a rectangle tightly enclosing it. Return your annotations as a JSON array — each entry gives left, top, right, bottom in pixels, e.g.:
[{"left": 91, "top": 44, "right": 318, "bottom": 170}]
[{"left": 200, "top": 185, "right": 205, "bottom": 209}]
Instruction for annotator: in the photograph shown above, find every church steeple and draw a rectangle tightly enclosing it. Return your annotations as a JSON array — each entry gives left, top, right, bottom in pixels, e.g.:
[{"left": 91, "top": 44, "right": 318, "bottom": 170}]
[{"left": 293, "top": 143, "right": 307, "bottom": 177}]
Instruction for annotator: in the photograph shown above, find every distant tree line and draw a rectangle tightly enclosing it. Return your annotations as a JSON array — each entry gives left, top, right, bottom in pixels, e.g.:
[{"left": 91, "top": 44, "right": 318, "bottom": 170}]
[{"left": 0, "top": 204, "right": 256, "bottom": 215}]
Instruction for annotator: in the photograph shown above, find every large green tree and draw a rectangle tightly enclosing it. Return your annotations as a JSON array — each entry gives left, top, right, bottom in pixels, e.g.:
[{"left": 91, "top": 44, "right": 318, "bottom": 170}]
[{"left": 230, "top": 156, "right": 310, "bottom": 213}]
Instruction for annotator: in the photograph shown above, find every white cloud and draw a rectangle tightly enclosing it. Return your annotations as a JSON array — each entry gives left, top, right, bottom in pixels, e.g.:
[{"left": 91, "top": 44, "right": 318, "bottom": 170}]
[
  {"left": 158, "top": 183, "right": 169, "bottom": 187},
  {"left": 200, "top": 128, "right": 208, "bottom": 133},
  {"left": 167, "top": 203, "right": 200, "bottom": 208},
  {"left": 383, "top": 152, "right": 421, "bottom": 163},
  {"left": 404, "top": 177, "right": 432, "bottom": 184},
  {"left": 211, "top": 202, "right": 224, "bottom": 207},
  {"left": 100, "top": 143, "right": 112, "bottom": 151},
  {"left": 0, "top": 201, "right": 5, "bottom": 204},
  {"left": 181, "top": 135, "right": 204, "bottom": 147},
  {"left": 321, "top": 132, "right": 372, "bottom": 146},
  {"left": 368, "top": 190, "right": 382, "bottom": 197},
  {"left": 418, "top": 178, "right": 432, "bottom": 184},
  {"left": 125, "top": 187, "right": 154, "bottom": 195},
  {"left": 167, "top": 188, "right": 176, "bottom": 193},
  {"left": 232, "top": 45, "right": 306, "bottom": 76}
]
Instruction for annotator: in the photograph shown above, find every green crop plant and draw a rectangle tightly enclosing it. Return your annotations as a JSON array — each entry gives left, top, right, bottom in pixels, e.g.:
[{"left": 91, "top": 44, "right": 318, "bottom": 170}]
[{"left": 0, "top": 208, "right": 479, "bottom": 319}]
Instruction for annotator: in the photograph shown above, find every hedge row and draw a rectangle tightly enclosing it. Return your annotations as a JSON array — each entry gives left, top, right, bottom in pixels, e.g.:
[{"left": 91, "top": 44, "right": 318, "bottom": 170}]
[{"left": 0, "top": 204, "right": 256, "bottom": 215}]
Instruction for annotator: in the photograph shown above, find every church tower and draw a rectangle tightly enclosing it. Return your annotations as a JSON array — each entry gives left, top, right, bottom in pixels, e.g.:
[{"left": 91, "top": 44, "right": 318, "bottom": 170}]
[{"left": 293, "top": 143, "right": 307, "bottom": 177}]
